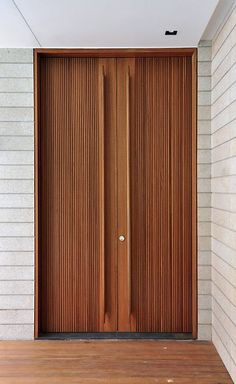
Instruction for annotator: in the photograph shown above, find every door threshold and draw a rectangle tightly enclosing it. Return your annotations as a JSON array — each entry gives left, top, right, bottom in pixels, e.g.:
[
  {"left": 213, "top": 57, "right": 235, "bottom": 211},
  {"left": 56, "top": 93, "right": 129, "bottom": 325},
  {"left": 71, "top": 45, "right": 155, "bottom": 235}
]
[{"left": 38, "top": 332, "right": 193, "bottom": 340}]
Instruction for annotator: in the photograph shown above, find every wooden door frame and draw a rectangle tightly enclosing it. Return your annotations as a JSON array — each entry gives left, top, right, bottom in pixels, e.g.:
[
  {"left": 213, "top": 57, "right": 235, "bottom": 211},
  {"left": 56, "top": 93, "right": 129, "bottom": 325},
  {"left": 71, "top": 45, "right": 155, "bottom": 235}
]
[{"left": 34, "top": 48, "right": 197, "bottom": 339}]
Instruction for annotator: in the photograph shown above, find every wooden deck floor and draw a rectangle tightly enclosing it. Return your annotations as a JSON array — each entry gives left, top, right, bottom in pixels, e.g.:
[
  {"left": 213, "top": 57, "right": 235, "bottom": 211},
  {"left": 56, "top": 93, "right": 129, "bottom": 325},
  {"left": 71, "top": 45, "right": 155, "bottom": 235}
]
[{"left": 0, "top": 340, "right": 232, "bottom": 383}]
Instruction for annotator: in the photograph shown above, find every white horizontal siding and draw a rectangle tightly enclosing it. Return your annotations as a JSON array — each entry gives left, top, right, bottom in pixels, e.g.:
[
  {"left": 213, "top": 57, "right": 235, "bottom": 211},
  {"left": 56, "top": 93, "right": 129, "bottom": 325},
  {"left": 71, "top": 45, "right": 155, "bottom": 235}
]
[
  {"left": 211, "top": 5, "right": 236, "bottom": 382},
  {"left": 0, "top": 49, "right": 33, "bottom": 63},
  {"left": 0, "top": 310, "right": 33, "bottom": 324},
  {"left": 0, "top": 195, "right": 33, "bottom": 208},
  {"left": 0, "top": 252, "right": 33, "bottom": 265},
  {"left": 0, "top": 122, "right": 34, "bottom": 136},
  {"left": 0, "top": 79, "right": 33, "bottom": 92},
  {"left": 0, "top": 324, "right": 34, "bottom": 340},
  {"left": 0, "top": 180, "right": 34, "bottom": 194},
  {"left": 0, "top": 49, "right": 33, "bottom": 339},
  {"left": 0, "top": 64, "right": 33, "bottom": 78},
  {"left": 197, "top": 42, "right": 212, "bottom": 340}
]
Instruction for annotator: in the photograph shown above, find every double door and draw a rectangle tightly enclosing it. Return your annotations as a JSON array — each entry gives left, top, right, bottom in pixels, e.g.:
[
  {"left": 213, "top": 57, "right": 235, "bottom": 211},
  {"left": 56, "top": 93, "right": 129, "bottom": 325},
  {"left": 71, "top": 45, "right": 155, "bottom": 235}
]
[{"left": 37, "top": 52, "right": 196, "bottom": 336}]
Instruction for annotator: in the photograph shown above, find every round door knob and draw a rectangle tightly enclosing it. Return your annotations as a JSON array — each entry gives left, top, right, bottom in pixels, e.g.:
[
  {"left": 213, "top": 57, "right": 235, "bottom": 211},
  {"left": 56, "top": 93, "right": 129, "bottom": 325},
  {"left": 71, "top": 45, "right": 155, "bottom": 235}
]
[{"left": 119, "top": 235, "right": 125, "bottom": 242}]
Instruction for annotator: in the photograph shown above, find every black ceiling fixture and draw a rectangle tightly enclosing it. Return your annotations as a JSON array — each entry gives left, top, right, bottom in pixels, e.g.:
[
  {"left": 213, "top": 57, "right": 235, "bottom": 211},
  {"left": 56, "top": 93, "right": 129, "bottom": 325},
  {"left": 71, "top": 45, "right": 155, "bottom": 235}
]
[{"left": 165, "top": 30, "right": 178, "bottom": 35}]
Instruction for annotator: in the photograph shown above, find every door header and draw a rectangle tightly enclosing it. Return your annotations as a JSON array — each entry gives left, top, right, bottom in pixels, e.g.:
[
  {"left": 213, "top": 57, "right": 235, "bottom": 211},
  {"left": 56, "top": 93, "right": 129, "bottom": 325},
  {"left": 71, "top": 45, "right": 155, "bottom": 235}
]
[{"left": 34, "top": 48, "right": 196, "bottom": 58}]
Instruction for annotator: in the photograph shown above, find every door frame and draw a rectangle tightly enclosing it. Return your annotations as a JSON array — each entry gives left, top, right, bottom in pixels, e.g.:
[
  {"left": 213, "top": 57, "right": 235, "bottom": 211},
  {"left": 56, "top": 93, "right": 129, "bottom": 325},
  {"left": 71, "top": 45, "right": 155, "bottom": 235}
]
[{"left": 34, "top": 48, "right": 197, "bottom": 338}]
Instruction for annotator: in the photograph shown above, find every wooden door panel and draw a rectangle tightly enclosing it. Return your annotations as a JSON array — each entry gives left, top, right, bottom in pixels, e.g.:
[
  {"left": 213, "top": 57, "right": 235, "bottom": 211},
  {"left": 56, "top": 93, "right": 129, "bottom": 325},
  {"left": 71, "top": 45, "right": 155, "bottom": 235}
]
[
  {"left": 117, "top": 57, "right": 193, "bottom": 333},
  {"left": 38, "top": 52, "right": 195, "bottom": 336},
  {"left": 39, "top": 57, "right": 117, "bottom": 333}
]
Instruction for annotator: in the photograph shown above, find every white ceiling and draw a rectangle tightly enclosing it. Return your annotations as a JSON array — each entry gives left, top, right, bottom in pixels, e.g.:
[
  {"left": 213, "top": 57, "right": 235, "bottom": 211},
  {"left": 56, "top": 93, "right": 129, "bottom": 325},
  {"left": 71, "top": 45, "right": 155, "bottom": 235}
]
[{"left": 0, "top": 0, "right": 230, "bottom": 48}]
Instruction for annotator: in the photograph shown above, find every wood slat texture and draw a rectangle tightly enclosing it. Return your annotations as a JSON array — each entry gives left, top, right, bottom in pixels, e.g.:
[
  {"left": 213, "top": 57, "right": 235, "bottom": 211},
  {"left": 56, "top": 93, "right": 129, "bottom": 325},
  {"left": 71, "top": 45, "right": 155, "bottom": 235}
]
[
  {"left": 39, "top": 57, "right": 117, "bottom": 333},
  {"left": 37, "top": 52, "right": 196, "bottom": 335},
  {"left": 0, "top": 341, "right": 232, "bottom": 384},
  {"left": 122, "top": 57, "right": 193, "bottom": 332}
]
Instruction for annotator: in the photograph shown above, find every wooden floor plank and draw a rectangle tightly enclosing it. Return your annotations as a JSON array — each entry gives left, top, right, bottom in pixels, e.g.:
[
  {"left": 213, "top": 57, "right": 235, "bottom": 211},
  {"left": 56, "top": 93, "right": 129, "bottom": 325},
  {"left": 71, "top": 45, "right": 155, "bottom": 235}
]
[{"left": 0, "top": 341, "right": 232, "bottom": 383}]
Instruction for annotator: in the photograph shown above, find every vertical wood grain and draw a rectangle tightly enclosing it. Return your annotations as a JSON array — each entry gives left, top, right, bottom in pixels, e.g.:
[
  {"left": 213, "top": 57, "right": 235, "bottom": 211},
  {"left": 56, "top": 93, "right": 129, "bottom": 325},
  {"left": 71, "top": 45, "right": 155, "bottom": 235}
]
[
  {"left": 36, "top": 50, "right": 196, "bottom": 336},
  {"left": 125, "top": 56, "right": 193, "bottom": 333},
  {"left": 39, "top": 57, "right": 117, "bottom": 333}
]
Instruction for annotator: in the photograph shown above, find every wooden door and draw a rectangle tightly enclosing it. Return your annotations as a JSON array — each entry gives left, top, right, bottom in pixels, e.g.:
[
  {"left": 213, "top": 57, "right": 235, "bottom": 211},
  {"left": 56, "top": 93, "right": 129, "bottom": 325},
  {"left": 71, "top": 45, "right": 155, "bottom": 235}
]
[
  {"left": 39, "top": 57, "right": 117, "bottom": 333},
  {"left": 117, "top": 57, "right": 195, "bottom": 333},
  {"left": 37, "top": 51, "right": 196, "bottom": 336}
]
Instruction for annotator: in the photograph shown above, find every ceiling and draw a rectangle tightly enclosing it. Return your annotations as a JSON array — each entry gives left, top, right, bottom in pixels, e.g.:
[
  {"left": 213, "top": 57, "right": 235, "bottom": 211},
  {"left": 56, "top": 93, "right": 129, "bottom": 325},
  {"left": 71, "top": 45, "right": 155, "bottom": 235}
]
[{"left": 0, "top": 0, "right": 233, "bottom": 47}]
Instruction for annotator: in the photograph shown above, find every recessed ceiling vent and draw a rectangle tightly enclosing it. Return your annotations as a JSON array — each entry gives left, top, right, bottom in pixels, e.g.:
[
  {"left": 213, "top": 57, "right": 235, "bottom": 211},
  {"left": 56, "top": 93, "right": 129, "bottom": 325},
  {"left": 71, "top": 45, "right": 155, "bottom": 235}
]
[{"left": 165, "top": 30, "right": 178, "bottom": 35}]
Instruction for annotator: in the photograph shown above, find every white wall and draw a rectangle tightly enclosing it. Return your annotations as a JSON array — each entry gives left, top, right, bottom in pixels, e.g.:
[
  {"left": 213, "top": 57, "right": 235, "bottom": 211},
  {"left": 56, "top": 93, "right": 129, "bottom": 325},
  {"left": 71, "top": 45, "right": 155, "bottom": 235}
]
[
  {"left": 198, "top": 41, "right": 212, "bottom": 340},
  {"left": 0, "top": 47, "right": 212, "bottom": 340},
  {"left": 211, "top": 4, "right": 236, "bottom": 382},
  {"left": 0, "top": 49, "right": 34, "bottom": 339}
]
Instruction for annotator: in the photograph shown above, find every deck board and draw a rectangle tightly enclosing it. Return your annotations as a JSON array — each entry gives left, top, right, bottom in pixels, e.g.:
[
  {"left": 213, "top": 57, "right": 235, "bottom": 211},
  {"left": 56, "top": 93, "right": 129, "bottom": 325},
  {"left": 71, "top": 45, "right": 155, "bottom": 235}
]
[{"left": 0, "top": 340, "right": 232, "bottom": 383}]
